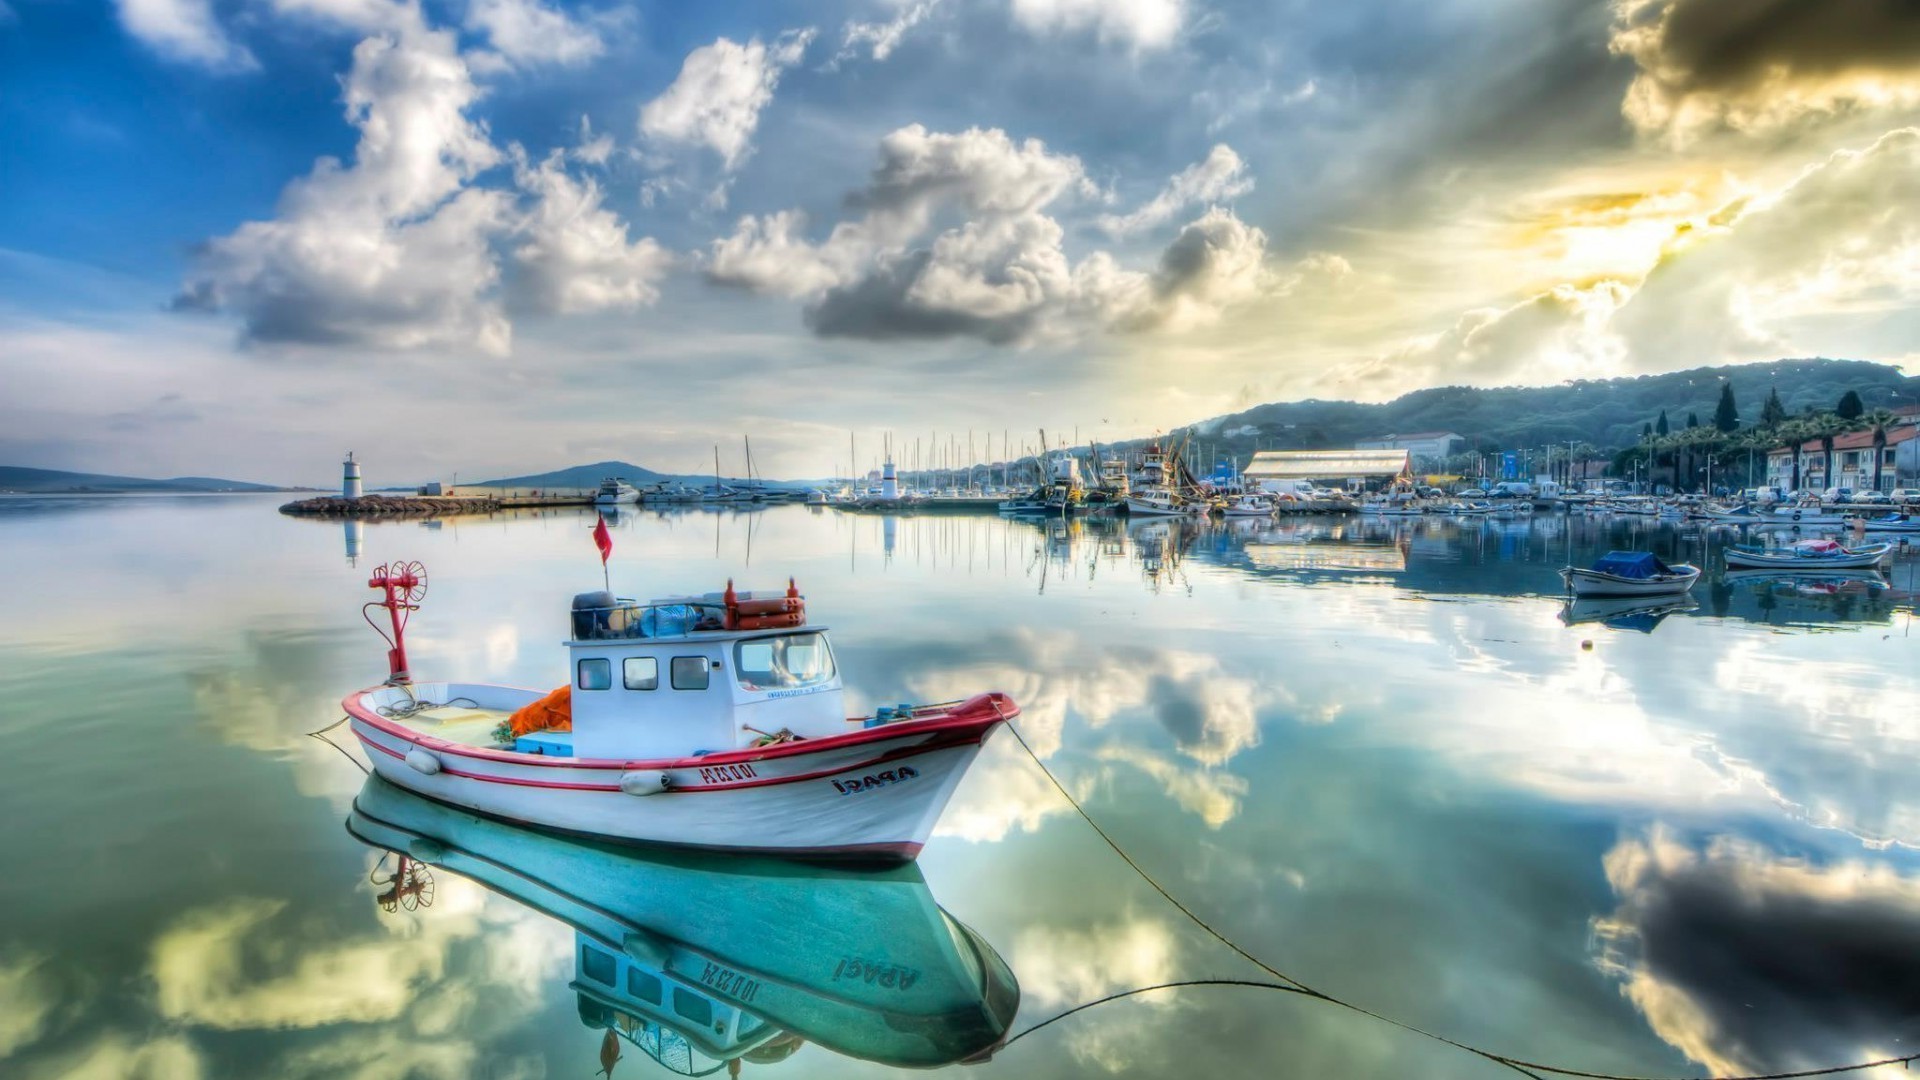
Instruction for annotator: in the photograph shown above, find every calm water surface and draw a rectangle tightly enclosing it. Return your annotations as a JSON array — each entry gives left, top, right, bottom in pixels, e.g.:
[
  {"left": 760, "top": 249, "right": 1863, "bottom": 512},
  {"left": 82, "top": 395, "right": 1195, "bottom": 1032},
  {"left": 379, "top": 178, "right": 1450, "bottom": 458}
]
[{"left": 3, "top": 495, "right": 1919, "bottom": 1079}]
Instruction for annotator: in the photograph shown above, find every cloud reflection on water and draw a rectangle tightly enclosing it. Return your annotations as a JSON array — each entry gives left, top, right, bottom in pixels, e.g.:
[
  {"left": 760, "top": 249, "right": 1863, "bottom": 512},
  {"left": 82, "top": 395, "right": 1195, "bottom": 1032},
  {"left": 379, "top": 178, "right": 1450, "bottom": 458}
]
[{"left": 1594, "top": 829, "right": 1920, "bottom": 1077}]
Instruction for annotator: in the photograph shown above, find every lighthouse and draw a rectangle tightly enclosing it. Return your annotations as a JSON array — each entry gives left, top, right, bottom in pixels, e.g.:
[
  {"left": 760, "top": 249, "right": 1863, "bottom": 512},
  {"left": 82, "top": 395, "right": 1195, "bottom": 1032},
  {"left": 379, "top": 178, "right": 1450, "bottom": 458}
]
[
  {"left": 343, "top": 452, "right": 363, "bottom": 499},
  {"left": 881, "top": 454, "right": 898, "bottom": 501}
]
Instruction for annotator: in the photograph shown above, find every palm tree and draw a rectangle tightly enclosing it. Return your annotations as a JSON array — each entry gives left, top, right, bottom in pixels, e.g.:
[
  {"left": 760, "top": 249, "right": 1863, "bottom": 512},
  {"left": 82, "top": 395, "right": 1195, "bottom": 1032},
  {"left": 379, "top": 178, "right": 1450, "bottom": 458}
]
[
  {"left": 1862, "top": 408, "right": 1900, "bottom": 493},
  {"left": 1805, "top": 411, "right": 1866, "bottom": 494},
  {"left": 1777, "top": 418, "right": 1815, "bottom": 494}
]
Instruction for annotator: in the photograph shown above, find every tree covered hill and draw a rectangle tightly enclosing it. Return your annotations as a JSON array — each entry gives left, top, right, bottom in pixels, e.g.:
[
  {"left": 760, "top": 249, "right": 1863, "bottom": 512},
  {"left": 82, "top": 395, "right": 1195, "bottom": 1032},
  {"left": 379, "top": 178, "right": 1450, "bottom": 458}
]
[{"left": 1179, "top": 359, "right": 1918, "bottom": 455}]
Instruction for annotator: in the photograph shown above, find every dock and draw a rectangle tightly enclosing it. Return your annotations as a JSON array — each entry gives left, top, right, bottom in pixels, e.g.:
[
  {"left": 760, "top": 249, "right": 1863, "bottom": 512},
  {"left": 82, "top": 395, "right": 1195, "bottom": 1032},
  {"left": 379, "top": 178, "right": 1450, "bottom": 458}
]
[{"left": 280, "top": 491, "right": 595, "bottom": 517}]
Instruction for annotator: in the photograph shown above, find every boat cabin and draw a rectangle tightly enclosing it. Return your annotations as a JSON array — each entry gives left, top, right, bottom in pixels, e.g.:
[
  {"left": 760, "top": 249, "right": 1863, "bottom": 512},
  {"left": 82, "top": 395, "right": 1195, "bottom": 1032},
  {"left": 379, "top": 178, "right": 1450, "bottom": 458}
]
[
  {"left": 563, "top": 582, "right": 847, "bottom": 759},
  {"left": 575, "top": 932, "right": 786, "bottom": 1075}
]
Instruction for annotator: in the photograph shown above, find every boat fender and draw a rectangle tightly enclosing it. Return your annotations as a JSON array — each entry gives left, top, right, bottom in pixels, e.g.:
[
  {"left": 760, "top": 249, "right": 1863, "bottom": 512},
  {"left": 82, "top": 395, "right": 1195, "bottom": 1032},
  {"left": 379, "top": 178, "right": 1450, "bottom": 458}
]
[
  {"left": 404, "top": 749, "right": 442, "bottom": 775},
  {"left": 407, "top": 837, "right": 448, "bottom": 864},
  {"left": 620, "top": 772, "right": 670, "bottom": 796},
  {"left": 622, "top": 928, "right": 672, "bottom": 967}
]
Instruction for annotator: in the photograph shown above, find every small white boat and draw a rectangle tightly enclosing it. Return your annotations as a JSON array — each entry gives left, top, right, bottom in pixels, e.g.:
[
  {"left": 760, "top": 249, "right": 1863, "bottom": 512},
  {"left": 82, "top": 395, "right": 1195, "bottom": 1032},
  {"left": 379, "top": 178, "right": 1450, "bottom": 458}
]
[
  {"left": 1559, "top": 551, "right": 1701, "bottom": 598},
  {"left": 594, "top": 477, "right": 641, "bottom": 506},
  {"left": 343, "top": 564, "right": 1018, "bottom": 862},
  {"left": 1126, "top": 485, "right": 1187, "bottom": 517},
  {"left": 1222, "top": 493, "right": 1275, "bottom": 518},
  {"left": 1723, "top": 538, "right": 1893, "bottom": 570},
  {"left": 1851, "top": 512, "right": 1920, "bottom": 533}
]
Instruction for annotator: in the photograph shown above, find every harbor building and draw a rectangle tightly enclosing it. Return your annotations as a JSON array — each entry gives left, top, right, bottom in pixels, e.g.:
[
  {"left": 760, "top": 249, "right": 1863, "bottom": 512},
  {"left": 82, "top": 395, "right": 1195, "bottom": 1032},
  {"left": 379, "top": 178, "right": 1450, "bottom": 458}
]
[
  {"left": 1354, "top": 431, "right": 1466, "bottom": 463},
  {"left": 1244, "top": 449, "right": 1413, "bottom": 492}
]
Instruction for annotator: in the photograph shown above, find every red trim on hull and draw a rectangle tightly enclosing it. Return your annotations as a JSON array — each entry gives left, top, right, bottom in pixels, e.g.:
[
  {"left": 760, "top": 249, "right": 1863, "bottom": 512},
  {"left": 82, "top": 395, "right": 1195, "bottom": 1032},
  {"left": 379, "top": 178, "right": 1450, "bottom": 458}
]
[
  {"left": 343, "top": 688, "right": 1018, "bottom": 772},
  {"left": 353, "top": 722, "right": 990, "bottom": 793}
]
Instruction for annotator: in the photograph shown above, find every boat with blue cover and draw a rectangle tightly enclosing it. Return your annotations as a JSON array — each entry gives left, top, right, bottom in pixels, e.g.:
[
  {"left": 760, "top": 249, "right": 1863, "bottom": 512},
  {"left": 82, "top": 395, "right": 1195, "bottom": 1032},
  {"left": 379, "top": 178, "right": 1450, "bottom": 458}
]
[{"left": 1558, "top": 550, "right": 1701, "bottom": 598}]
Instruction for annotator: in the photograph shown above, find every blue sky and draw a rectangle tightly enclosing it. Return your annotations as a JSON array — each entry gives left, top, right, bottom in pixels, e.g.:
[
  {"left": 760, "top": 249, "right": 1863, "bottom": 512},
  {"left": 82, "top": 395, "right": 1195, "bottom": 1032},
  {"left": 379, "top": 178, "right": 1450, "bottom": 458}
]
[{"left": 4, "top": 0, "right": 1920, "bottom": 484}]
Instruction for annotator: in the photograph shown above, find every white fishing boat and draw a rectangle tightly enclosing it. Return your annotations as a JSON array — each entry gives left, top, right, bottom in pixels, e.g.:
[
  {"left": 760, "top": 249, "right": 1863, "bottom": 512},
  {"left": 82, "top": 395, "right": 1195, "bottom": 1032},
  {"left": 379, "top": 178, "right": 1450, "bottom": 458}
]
[
  {"left": 1125, "top": 485, "right": 1186, "bottom": 517},
  {"left": 594, "top": 477, "right": 641, "bottom": 506},
  {"left": 1723, "top": 538, "right": 1893, "bottom": 570},
  {"left": 1222, "top": 493, "right": 1275, "bottom": 518},
  {"left": 1851, "top": 512, "right": 1920, "bottom": 533},
  {"left": 1559, "top": 551, "right": 1701, "bottom": 598},
  {"left": 342, "top": 563, "right": 1018, "bottom": 862},
  {"left": 1763, "top": 505, "right": 1849, "bottom": 526}
]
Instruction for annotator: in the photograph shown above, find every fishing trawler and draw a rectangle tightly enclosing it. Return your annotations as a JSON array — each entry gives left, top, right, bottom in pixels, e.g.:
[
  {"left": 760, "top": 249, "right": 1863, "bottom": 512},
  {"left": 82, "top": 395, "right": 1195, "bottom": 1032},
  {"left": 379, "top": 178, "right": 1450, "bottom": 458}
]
[{"left": 341, "top": 562, "right": 1019, "bottom": 862}]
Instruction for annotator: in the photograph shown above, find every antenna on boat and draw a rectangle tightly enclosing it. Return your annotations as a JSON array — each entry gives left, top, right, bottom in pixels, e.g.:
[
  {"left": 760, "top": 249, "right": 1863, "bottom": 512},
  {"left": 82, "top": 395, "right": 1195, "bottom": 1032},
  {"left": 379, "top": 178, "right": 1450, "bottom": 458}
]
[{"left": 365, "top": 561, "right": 427, "bottom": 685}]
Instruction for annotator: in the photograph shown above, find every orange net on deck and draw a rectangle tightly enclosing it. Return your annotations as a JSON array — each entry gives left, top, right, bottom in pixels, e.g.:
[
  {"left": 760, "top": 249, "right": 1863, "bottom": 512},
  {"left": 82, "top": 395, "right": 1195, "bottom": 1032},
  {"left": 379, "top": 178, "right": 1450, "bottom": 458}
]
[{"left": 508, "top": 686, "right": 573, "bottom": 737}]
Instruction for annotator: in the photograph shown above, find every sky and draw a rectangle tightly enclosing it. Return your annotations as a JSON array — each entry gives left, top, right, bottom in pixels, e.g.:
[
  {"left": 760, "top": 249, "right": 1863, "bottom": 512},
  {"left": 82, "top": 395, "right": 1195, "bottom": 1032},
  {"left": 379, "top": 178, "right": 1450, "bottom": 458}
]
[{"left": 4, "top": 0, "right": 1920, "bottom": 485}]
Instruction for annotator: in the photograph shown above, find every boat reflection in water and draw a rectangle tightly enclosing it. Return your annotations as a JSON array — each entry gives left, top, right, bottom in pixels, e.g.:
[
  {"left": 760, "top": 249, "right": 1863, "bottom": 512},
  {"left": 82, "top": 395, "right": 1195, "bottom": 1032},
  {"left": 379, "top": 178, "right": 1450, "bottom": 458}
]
[
  {"left": 345, "top": 775, "right": 1019, "bottom": 1074},
  {"left": 1559, "top": 595, "right": 1698, "bottom": 633}
]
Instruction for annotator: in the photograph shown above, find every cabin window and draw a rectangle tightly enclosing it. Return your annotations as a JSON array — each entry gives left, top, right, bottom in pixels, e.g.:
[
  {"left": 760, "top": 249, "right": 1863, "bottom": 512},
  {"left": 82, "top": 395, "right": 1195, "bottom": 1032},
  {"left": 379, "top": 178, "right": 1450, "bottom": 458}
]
[
  {"left": 733, "top": 633, "right": 836, "bottom": 691},
  {"left": 581, "top": 945, "right": 616, "bottom": 986},
  {"left": 577, "top": 658, "right": 612, "bottom": 691},
  {"left": 623, "top": 657, "right": 659, "bottom": 691},
  {"left": 672, "top": 987, "right": 713, "bottom": 1026},
  {"left": 670, "top": 656, "right": 710, "bottom": 690},
  {"left": 627, "top": 969, "right": 663, "bottom": 1005}
]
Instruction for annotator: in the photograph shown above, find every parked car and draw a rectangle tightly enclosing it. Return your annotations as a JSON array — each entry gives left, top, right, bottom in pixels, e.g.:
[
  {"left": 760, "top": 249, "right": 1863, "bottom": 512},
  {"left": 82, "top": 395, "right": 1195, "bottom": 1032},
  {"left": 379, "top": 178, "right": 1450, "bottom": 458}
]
[
  {"left": 1822, "top": 486, "right": 1855, "bottom": 503},
  {"left": 1891, "top": 488, "right": 1920, "bottom": 505},
  {"left": 1859, "top": 490, "right": 1895, "bottom": 505},
  {"left": 1457, "top": 488, "right": 1488, "bottom": 498}
]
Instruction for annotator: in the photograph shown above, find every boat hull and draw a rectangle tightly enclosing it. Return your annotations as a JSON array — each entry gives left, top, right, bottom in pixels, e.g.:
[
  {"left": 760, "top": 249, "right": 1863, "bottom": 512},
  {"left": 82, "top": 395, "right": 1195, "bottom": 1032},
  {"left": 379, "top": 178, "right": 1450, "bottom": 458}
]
[
  {"left": 1559, "top": 565, "right": 1700, "bottom": 598},
  {"left": 1724, "top": 545, "right": 1892, "bottom": 570},
  {"left": 345, "top": 686, "right": 1013, "bottom": 862}
]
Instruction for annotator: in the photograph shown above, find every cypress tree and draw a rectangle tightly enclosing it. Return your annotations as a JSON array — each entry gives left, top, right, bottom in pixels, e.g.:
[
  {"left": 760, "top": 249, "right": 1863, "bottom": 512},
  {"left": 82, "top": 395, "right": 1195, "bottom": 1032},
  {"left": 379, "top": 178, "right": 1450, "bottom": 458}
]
[
  {"left": 1714, "top": 383, "right": 1739, "bottom": 432},
  {"left": 1656, "top": 410, "right": 1670, "bottom": 436},
  {"left": 1687, "top": 412, "right": 1700, "bottom": 429},
  {"left": 1837, "top": 389, "right": 1864, "bottom": 420},
  {"left": 1760, "top": 387, "right": 1787, "bottom": 428}
]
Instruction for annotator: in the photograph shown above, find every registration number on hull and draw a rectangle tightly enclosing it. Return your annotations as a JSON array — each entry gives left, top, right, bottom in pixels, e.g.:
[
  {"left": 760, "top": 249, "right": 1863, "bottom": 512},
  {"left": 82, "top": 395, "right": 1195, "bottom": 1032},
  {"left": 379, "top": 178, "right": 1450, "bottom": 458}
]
[{"left": 831, "top": 765, "right": 919, "bottom": 795}]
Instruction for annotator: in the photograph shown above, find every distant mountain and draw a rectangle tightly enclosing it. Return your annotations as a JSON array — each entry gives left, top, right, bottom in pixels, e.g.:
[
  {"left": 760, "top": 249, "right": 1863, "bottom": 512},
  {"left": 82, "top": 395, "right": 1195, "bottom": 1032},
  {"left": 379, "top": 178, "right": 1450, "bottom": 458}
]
[
  {"left": 1164, "top": 358, "right": 1920, "bottom": 459},
  {"left": 476, "top": 459, "right": 799, "bottom": 490},
  {"left": 0, "top": 466, "right": 286, "bottom": 493}
]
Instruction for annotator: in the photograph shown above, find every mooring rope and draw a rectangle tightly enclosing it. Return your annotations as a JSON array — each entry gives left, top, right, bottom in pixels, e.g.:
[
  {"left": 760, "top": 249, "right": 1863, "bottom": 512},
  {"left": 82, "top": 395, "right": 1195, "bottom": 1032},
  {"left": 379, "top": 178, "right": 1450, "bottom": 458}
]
[
  {"left": 307, "top": 715, "right": 370, "bottom": 776},
  {"left": 999, "top": 722, "right": 1919, "bottom": 1080}
]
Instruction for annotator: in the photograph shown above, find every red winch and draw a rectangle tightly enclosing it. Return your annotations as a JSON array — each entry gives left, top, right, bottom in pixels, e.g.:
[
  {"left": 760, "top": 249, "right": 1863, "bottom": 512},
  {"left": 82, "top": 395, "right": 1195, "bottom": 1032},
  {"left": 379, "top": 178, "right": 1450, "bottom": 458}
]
[{"left": 365, "top": 560, "right": 428, "bottom": 684}]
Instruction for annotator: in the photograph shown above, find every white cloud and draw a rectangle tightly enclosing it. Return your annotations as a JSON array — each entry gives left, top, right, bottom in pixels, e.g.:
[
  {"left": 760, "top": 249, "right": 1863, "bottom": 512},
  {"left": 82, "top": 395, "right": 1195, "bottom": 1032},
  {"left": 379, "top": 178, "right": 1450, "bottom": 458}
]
[
  {"left": 113, "top": 0, "right": 256, "bottom": 72},
  {"left": 1613, "top": 127, "right": 1920, "bottom": 367},
  {"left": 1100, "top": 143, "right": 1254, "bottom": 236},
  {"left": 21, "top": 1033, "right": 203, "bottom": 1080},
  {"left": 708, "top": 125, "right": 1286, "bottom": 343},
  {"left": 1009, "top": 0, "right": 1185, "bottom": 51},
  {"left": 0, "top": 952, "right": 57, "bottom": 1059},
  {"left": 510, "top": 148, "right": 672, "bottom": 314},
  {"left": 639, "top": 29, "right": 815, "bottom": 170},
  {"left": 1377, "top": 280, "right": 1632, "bottom": 387},
  {"left": 177, "top": 23, "right": 514, "bottom": 353},
  {"left": 463, "top": 0, "right": 604, "bottom": 69},
  {"left": 177, "top": 16, "right": 669, "bottom": 354},
  {"left": 835, "top": 0, "right": 941, "bottom": 65}
]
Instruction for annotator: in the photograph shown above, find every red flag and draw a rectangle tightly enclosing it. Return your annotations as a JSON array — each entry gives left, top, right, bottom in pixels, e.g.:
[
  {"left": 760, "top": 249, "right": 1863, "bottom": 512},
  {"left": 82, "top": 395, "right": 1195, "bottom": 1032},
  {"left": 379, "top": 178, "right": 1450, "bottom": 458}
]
[{"left": 592, "top": 513, "right": 612, "bottom": 565}]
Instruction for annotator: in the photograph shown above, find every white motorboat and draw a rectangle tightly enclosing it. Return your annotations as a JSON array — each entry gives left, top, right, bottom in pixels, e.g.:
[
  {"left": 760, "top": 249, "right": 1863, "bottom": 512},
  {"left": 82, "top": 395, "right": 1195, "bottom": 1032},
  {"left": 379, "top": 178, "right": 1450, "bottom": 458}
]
[
  {"left": 595, "top": 477, "right": 642, "bottom": 506},
  {"left": 1723, "top": 538, "right": 1893, "bottom": 570},
  {"left": 1559, "top": 551, "right": 1701, "bottom": 598},
  {"left": 1851, "top": 512, "right": 1920, "bottom": 533},
  {"left": 343, "top": 563, "right": 1018, "bottom": 862},
  {"left": 1125, "top": 485, "right": 1187, "bottom": 517},
  {"left": 1222, "top": 493, "right": 1275, "bottom": 518}
]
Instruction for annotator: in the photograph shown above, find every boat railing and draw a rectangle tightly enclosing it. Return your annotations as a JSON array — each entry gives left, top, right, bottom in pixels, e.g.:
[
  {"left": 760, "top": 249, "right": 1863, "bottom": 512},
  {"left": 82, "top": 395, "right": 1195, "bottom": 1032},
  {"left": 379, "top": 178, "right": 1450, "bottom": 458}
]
[{"left": 571, "top": 599, "right": 731, "bottom": 641}]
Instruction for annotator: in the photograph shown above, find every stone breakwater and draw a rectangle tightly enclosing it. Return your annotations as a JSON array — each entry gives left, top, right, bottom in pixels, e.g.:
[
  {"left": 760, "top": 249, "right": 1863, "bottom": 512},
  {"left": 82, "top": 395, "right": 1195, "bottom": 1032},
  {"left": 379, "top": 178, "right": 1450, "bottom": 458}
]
[{"left": 279, "top": 495, "right": 505, "bottom": 517}]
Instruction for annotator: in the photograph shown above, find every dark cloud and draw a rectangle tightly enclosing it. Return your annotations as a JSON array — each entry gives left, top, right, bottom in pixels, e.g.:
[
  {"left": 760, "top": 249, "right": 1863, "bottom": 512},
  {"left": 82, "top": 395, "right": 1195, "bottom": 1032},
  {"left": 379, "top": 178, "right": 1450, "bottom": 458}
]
[
  {"left": 1596, "top": 832, "right": 1920, "bottom": 1074},
  {"left": 1612, "top": 0, "right": 1920, "bottom": 136},
  {"left": 805, "top": 250, "right": 1040, "bottom": 343},
  {"left": 1622, "top": 0, "right": 1920, "bottom": 94}
]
